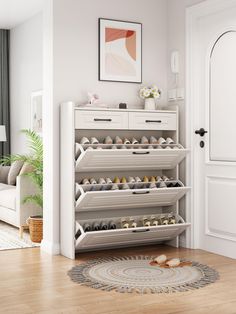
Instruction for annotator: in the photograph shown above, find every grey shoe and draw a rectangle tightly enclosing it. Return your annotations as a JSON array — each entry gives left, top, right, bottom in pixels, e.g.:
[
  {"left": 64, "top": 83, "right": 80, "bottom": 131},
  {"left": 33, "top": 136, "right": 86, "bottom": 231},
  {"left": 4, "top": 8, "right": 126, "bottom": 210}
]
[
  {"left": 104, "top": 136, "right": 113, "bottom": 144},
  {"left": 114, "top": 136, "right": 123, "bottom": 144},
  {"left": 150, "top": 136, "right": 158, "bottom": 144},
  {"left": 141, "top": 136, "right": 149, "bottom": 144},
  {"left": 91, "top": 137, "right": 99, "bottom": 144}
]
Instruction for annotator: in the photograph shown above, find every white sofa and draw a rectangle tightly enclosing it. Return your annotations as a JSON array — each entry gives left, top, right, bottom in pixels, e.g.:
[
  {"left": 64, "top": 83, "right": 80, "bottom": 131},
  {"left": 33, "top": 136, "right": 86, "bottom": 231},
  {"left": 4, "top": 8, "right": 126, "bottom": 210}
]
[{"left": 0, "top": 166, "right": 42, "bottom": 236}]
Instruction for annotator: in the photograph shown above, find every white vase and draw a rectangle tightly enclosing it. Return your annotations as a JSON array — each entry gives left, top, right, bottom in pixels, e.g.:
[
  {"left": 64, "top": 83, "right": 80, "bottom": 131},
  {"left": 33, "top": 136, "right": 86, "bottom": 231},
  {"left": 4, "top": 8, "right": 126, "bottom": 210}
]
[{"left": 144, "top": 98, "right": 156, "bottom": 110}]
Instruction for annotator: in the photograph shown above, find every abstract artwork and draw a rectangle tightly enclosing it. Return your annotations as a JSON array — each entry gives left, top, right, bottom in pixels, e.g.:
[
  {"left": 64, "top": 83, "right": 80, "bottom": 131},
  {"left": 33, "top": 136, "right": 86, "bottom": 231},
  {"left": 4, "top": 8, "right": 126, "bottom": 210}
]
[{"left": 99, "top": 18, "right": 142, "bottom": 83}]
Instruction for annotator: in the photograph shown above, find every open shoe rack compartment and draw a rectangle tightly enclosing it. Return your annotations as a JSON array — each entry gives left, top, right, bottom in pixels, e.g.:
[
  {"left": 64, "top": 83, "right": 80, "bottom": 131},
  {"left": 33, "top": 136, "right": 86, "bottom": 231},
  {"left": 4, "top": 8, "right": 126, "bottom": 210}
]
[
  {"left": 74, "top": 213, "right": 190, "bottom": 251},
  {"left": 75, "top": 181, "right": 190, "bottom": 212},
  {"left": 60, "top": 104, "right": 191, "bottom": 259},
  {"left": 75, "top": 143, "right": 188, "bottom": 171}
]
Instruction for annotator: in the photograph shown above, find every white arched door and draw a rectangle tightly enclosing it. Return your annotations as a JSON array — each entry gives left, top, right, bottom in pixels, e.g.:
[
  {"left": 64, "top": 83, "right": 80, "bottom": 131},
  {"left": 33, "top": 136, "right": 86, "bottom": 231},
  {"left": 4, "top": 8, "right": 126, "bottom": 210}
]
[{"left": 187, "top": 1, "right": 236, "bottom": 259}]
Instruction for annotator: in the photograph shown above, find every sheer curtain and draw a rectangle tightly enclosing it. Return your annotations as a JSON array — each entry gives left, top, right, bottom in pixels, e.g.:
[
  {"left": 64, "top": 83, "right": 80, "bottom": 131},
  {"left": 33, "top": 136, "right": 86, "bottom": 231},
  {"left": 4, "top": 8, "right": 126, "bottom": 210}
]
[{"left": 0, "top": 29, "right": 10, "bottom": 155}]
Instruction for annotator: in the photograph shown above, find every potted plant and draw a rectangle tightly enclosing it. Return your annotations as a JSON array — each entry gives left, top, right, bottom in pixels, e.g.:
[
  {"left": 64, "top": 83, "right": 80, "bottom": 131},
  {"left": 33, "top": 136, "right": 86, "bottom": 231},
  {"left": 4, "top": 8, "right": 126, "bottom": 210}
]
[
  {"left": 1, "top": 129, "right": 43, "bottom": 242},
  {"left": 139, "top": 85, "right": 161, "bottom": 110}
]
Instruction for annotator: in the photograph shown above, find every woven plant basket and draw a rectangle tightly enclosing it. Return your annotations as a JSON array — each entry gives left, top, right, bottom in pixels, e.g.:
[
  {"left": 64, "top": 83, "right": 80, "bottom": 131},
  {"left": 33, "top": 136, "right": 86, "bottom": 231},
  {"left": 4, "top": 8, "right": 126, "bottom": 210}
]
[{"left": 27, "top": 216, "right": 43, "bottom": 243}]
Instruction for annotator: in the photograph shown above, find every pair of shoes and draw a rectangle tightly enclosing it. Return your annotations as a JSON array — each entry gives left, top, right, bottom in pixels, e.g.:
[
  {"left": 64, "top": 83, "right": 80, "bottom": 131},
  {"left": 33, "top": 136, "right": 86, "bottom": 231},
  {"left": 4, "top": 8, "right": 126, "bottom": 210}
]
[
  {"left": 80, "top": 137, "right": 99, "bottom": 145},
  {"left": 81, "top": 178, "right": 97, "bottom": 185},
  {"left": 121, "top": 218, "right": 138, "bottom": 229},
  {"left": 83, "top": 221, "right": 117, "bottom": 232},
  {"left": 81, "top": 177, "right": 113, "bottom": 185}
]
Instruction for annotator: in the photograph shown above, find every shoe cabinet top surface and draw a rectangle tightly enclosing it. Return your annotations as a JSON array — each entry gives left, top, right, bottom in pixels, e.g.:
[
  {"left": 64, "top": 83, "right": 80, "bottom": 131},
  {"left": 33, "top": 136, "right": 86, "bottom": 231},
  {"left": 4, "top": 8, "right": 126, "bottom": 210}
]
[{"left": 75, "top": 107, "right": 177, "bottom": 114}]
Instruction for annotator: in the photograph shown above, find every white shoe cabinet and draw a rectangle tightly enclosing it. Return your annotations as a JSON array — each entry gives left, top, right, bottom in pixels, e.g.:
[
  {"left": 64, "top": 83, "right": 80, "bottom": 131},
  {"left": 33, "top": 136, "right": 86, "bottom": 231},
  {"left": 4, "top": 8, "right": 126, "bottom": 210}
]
[{"left": 60, "top": 102, "right": 190, "bottom": 259}]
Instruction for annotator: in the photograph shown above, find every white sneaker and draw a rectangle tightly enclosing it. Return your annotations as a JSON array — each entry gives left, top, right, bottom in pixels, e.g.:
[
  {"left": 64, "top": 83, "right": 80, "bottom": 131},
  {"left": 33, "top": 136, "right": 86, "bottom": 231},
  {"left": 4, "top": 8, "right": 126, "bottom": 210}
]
[
  {"left": 105, "top": 177, "right": 112, "bottom": 184},
  {"left": 132, "top": 137, "right": 139, "bottom": 144},
  {"left": 124, "top": 138, "right": 131, "bottom": 144},
  {"left": 128, "top": 176, "right": 135, "bottom": 183},
  {"left": 166, "top": 137, "right": 174, "bottom": 144},
  {"left": 104, "top": 136, "right": 113, "bottom": 144},
  {"left": 157, "top": 137, "right": 166, "bottom": 145},
  {"left": 82, "top": 178, "right": 90, "bottom": 185},
  {"left": 90, "top": 178, "right": 97, "bottom": 184},
  {"left": 80, "top": 137, "right": 90, "bottom": 144},
  {"left": 91, "top": 137, "right": 99, "bottom": 144},
  {"left": 162, "top": 175, "right": 169, "bottom": 181},
  {"left": 135, "top": 176, "right": 142, "bottom": 182},
  {"left": 98, "top": 178, "right": 106, "bottom": 184},
  {"left": 156, "top": 176, "right": 163, "bottom": 182}
]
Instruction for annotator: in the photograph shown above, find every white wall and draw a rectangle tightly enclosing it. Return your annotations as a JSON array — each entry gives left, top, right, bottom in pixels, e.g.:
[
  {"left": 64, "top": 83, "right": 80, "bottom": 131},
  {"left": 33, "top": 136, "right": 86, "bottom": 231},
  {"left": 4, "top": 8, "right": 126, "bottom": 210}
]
[
  {"left": 167, "top": 0, "right": 206, "bottom": 146},
  {"left": 10, "top": 13, "right": 43, "bottom": 154},
  {"left": 42, "top": 0, "right": 168, "bottom": 254}
]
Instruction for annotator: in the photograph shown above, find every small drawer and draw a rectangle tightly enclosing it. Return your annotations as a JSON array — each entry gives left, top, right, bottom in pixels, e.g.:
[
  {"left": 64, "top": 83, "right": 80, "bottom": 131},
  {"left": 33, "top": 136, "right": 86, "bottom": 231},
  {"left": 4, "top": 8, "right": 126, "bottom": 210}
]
[
  {"left": 75, "top": 110, "right": 128, "bottom": 130},
  {"left": 129, "top": 112, "right": 177, "bottom": 130}
]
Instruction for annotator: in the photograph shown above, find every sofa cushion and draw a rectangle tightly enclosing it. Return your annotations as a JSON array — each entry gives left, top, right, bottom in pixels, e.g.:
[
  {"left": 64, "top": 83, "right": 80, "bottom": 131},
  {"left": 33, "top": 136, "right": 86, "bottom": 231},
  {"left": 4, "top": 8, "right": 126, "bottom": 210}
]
[
  {"left": 19, "top": 163, "right": 34, "bottom": 175},
  {"left": 0, "top": 183, "right": 15, "bottom": 191},
  {"left": 7, "top": 161, "right": 24, "bottom": 185},
  {"left": 0, "top": 187, "right": 16, "bottom": 210},
  {"left": 0, "top": 165, "right": 11, "bottom": 184}
]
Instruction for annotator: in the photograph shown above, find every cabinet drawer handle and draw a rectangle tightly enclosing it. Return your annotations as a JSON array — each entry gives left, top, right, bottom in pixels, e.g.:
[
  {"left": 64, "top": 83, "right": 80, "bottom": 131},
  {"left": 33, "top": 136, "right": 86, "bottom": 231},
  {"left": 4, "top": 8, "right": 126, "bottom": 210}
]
[
  {"left": 132, "top": 152, "right": 150, "bottom": 155},
  {"left": 132, "top": 191, "right": 150, "bottom": 195},
  {"left": 132, "top": 229, "right": 150, "bottom": 233},
  {"left": 145, "top": 120, "right": 162, "bottom": 123},
  {"left": 94, "top": 118, "right": 112, "bottom": 122}
]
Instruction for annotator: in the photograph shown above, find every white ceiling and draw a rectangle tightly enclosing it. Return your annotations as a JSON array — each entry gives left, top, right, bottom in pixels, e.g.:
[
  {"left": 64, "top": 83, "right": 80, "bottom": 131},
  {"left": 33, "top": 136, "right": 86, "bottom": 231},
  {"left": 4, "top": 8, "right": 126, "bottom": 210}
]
[{"left": 0, "top": 0, "right": 43, "bottom": 29}]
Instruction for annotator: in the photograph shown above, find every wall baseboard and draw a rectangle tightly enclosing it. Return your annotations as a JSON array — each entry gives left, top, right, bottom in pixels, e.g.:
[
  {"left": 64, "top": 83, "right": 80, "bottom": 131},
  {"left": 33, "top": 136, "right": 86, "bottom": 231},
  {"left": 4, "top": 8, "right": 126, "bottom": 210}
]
[{"left": 40, "top": 239, "right": 60, "bottom": 255}]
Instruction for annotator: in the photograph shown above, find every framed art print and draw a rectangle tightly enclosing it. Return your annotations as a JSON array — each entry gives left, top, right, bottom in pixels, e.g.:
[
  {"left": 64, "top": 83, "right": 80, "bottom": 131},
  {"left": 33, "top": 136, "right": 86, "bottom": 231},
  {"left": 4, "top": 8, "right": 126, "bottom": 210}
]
[{"left": 99, "top": 18, "right": 142, "bottom": 83}]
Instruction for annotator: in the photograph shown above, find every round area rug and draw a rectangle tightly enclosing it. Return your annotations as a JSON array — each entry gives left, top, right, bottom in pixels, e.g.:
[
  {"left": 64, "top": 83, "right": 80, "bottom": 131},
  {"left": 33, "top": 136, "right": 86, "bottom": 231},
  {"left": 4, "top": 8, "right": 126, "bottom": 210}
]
[{"left": 68, "top": 256, "right": 219, "bottom": 294}]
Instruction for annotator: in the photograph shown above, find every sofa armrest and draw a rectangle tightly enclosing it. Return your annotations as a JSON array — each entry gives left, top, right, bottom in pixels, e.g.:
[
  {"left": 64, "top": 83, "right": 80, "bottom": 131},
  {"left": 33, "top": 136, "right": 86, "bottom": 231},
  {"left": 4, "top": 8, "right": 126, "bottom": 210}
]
[{"left": 16, "top": 175, "right": 42, "bottom": 226}]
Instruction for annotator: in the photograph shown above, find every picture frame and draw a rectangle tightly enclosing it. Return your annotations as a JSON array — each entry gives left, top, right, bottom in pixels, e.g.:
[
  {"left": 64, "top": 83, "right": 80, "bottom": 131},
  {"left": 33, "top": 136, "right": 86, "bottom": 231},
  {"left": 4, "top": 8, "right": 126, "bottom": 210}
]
[
  {"left": 99, "top": 18, "right": 142, "bottom": 83},
  {"left": 31, "top": 90, "right": 43, "bottom": 136}
]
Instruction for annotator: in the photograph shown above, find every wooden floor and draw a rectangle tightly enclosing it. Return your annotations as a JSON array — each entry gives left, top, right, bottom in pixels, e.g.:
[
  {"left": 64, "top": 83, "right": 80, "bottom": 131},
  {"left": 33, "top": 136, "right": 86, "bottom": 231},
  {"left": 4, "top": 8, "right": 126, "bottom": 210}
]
[{"left": 1, "top": 245, "right": 236, "bottom": 314}]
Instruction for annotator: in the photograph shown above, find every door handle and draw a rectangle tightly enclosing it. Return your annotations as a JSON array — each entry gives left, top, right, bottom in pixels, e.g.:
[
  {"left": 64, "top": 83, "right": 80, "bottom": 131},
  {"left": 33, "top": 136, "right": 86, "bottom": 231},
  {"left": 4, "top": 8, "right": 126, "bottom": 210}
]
[
  {"left": 195, "top": 128, "right": 208, "bottom": 137},
  {"left": 94, "top": 118, "right": 112, "bottom": 122},
  {"left": 132, "top": 191, "right": 150, "bottom": 195},
  {"left": 145, "top": 120, "right": 162, "bottom": 123},
  {"left": 132, "top": 151, "right": 150, "bottom": 155},
  {"left": 132, "top": 229, "right": 150, "bottom": 233}
]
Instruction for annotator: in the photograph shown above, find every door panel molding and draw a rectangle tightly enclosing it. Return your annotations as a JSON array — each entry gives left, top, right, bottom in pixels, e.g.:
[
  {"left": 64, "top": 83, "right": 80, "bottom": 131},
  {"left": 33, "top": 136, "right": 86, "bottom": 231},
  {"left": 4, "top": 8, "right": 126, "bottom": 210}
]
[{"left": 205, "top": 176, "right": 236, "bottom": 242}]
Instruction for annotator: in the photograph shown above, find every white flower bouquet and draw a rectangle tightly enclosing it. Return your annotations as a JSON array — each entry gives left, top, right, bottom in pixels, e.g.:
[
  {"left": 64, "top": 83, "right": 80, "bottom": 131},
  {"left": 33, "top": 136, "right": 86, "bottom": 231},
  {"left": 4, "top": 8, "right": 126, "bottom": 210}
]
[{"left": 139, "top": 85, "right": 161, "bottom": 99}]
